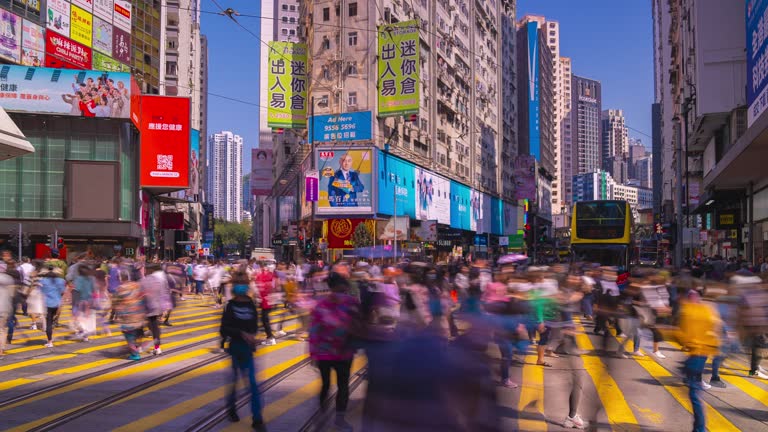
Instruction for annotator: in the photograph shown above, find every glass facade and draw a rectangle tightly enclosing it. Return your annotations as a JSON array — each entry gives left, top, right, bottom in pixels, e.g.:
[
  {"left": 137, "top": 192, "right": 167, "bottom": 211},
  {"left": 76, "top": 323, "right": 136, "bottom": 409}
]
[
  {"left": 0, "top": 0, "right": 42, "bottom": 23},
  {"left": 0, "top": 114, "right": 136, "bottom": 221},
  {"left": 133, "top": 1, "right": 162, "bottom": 94}
]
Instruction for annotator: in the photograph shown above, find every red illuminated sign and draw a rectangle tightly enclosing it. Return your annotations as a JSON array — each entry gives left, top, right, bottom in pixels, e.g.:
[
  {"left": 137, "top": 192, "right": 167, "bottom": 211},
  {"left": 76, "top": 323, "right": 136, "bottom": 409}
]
[
  {"left": 139, "top": 95, "right": 191, "bottom": 189},
  {"left": 130, "top": 76, "right": 141, "bottom": 128},
  {"left": 45, "top": 32, "right": 91, "bottom": 70}
]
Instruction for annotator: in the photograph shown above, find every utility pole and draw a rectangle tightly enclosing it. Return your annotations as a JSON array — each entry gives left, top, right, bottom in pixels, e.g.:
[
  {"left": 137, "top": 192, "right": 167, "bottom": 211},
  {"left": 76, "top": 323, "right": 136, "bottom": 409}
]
[
  {"left": 310, "top": 96, "right": 316, "bottom": 260},
  {"left": 674, "top": 119, "right": 684, "bottom": 269}
]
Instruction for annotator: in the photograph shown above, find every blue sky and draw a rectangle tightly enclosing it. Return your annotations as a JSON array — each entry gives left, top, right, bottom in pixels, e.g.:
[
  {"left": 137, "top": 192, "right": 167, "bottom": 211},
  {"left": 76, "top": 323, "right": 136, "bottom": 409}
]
[{"left": 202, "top": 0, "right": 654, "bottom": 173}]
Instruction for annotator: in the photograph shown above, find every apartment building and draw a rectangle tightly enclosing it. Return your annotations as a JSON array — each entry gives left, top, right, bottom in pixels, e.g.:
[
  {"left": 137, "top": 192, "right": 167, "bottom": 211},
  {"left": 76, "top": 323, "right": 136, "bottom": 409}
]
[{"left": 207, "top": 131, "right": 244, "bottom": 222}]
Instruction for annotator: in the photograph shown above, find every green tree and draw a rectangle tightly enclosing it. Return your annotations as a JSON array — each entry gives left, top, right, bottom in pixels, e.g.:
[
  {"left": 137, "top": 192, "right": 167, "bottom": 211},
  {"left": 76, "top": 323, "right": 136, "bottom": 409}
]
[
  {"left": 351, "top": 222, "right": 373, "bottom": 248},
  {"left": 214, "top": 219, "right": 252, "bottom": 256}
]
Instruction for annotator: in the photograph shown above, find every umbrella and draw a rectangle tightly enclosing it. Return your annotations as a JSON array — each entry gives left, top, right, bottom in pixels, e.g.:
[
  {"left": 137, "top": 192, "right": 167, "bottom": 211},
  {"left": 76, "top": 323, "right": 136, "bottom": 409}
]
[{"left": 498, "top": 253, "right": 528, "bottom": 265}]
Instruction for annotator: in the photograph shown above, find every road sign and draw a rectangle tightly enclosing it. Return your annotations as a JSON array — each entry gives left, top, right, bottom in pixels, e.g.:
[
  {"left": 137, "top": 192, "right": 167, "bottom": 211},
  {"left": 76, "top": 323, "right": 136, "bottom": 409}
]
[{"left": 203, "top": 248, "right": 210, "bottom": 256}]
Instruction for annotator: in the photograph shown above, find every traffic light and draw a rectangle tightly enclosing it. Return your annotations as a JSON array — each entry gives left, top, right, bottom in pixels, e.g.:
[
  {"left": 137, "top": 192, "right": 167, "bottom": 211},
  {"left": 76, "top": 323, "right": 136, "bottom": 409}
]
[
  {"left": 523, "top": 224, "right": 531, "bottom": 241},
  {"left": 538, "top": 226, "right": 548, "bottom": 243},
  {"left": 57, "top": 237, "right": 64, "bottom": 250},
  {"left": 46, "top": 234, "right": 53, "bottom": 248},
  {"left": 304, "top": 240, "right": 313, "bottom": 256}
]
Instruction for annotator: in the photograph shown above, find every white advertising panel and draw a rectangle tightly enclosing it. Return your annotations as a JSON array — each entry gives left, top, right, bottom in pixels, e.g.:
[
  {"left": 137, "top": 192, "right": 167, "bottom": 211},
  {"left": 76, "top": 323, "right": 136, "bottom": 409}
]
[{"left": 415, "top": 166, "right": 450, "bottom": 225}]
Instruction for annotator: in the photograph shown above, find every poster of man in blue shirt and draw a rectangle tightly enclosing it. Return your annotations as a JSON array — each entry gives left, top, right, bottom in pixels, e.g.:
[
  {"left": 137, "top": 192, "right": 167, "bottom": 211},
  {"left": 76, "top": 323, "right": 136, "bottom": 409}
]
[{"left": 327, "top": 154, "right": 365, "bottom": 206}]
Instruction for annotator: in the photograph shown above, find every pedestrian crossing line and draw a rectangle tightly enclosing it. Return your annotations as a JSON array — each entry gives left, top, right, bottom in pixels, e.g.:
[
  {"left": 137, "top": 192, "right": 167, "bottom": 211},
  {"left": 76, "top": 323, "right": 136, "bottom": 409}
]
[
  {"left": 517, "top": 354, "right": 547, "bottom": 431},
  {"left": 572, "top": 321, "right": 641, "bottom": 431},
  {"left": 0, "top": 348, "right": 213, "bottom": 413},
  {"left": 47, "top": 358, "right": 121, "bottom": 376},
  {"left": 221, "top": 357, "right": 368, "bottom": 432},
  {"left": 633, "top": 351, "right": 740, "bottom": 432},
  {"left": 0, "top": 378, "right": 41, "bottom": 391},
  {"left": 72, "top": 323, "right": 222, "bottom": 354},
  {"left": 161, "top": 322, "right": 301, "bottom": 352},
  {"left": 0, "top": 354, "right": 77, "bottom": 373},
  {"left": 5, "top": 405, "right": 87, "bottom": 432},
  {"left": 111, "top": 349, "right": 310, "bottom": 432}
]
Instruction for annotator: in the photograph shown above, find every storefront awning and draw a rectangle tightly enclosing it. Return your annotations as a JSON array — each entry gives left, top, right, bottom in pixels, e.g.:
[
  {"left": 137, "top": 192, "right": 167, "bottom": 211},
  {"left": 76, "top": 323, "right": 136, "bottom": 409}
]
[{"left": 0, "top": 107, "right": 34, "bottom": 160}]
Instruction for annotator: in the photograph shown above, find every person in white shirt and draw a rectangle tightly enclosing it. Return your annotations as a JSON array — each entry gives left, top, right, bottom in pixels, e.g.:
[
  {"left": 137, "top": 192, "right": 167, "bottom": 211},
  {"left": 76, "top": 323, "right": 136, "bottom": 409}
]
[{"left": 192, "top": 261, "right": 209, "bottom": 298}]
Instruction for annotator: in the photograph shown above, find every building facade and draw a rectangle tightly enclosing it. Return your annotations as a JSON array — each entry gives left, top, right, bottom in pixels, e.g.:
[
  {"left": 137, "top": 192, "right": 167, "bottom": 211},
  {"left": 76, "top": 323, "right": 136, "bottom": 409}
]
[
  {"left": 207, "top": 131, "right": 244, "bottom": 222},
  {"left": 571, "top": 75, "right": 602, "bottom": 176},
  {"left": 601, "top": 109, "right": 628, "bottom": 161}
]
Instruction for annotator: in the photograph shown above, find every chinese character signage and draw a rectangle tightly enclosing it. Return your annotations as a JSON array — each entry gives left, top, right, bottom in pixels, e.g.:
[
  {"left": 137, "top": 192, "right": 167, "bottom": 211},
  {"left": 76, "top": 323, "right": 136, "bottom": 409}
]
[
  {"left": 21, "top": 19, "right": 45, "bottom": 66},
  {"left": 73, "top": 0, "right": 94, "bottom": 11},
  {"left": 138, "top": 95, "right": 191, "bottom": 189},
  {"left": 328, "top": 219, "right": 372, "bottom": 249},
  {"left": 310, "top": 111, "right": 372, "bottom": 143},
  {"left": 92, "top": 16, "right": 112, "bottom": 55},
  {"left": 250, "top": 148, "right": 273, "bottom": 196},
  {"left": 377, "top": 19, "right": 420, "bottom": 117},
  {"left": 748, "top": 0, "right": 768, "bottom": 126},
  {"left": 0, "top": 65, "right": 131, "bottom": 118},
  {"left": 267, "top": 41, "right": 307, "bottom": 128},
  {"left": 0, "top": 10, "right": 21, "bottom": 64},
  {"left": 71, "top": 5, "right": 93, "bottom": 47},
  {"left": 93, "top": 51, "right": 128, "bottom": 72},
  {"left": 317, "top": 148, "right": 373, "bottom": 215},
  {"left": 113, "top": 0, "right": 131, "bottom": 33},
  {"left": 46, "top": 31, "right": 91, "bottom": 69},
  {"left": 112, "top": 26, "right": 129, "bottom": 64},
  {"left": 47, "top": 0, "right": 71, "bottom": 38},
  {"left": 94, "top": 0, "right": 114, "bottom": 21},
  {"left": 305, "top": 170, "right": 319, "bottom": 202},
  {"left": 527, "top": 21, "right": 541, "bottom": 160}
]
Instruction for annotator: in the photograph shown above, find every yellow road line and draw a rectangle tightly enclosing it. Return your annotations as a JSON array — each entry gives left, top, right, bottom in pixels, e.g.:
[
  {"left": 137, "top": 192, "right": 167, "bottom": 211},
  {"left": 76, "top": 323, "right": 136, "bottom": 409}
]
[
  {"left": 112, "top": 349, "right": 309, "bottom": 432},
  {"left": 0, "top": 354, "right": 76, "bottom": 373},
  {"left": 47, "top": 358, "right": 121, "bottom": 376},
  {"left": 572, "top": 320, "right": 640, "bottom": 431},
  {"left": 5, "top": 405, "right": 85, "bottom": 432},
  {"left": 518, "top": 354, "right": 546, "bottom": 431},
  {"left": 0, "top": 378, "right": 41, "bottom": 391}
]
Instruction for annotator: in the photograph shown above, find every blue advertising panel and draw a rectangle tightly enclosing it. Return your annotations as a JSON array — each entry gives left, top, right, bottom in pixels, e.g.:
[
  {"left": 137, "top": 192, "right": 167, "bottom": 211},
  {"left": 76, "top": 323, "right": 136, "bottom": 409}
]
[
  {"left": 377, "top": 151, "right": 416, "bottom": 218},
  {"left": 450, "top": 181, "right": 471, "bottom": 231},
  {"left": 748, "top": 0, "right": 768, "bottom": 126},
  {"left": 0, "top": 65, "right": 132, "bottom": 118},
  {"left": 186, "top": 128, "right": 200, "bottom": 200},
  {"left": 527, "top": 21, "right": 541, "bottom": 160},
  {"left": 310, "top": 111, "right": 373, "bottom": 143},
  {"left": 491, "top": 197, "right": 504, "bottom": 236}
]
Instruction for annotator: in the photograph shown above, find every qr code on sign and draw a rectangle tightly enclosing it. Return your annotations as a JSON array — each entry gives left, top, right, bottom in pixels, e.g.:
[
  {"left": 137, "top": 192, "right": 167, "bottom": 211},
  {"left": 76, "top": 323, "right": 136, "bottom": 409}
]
[{"left": 157, "top": 154, "right": 174, "bottom": 170}]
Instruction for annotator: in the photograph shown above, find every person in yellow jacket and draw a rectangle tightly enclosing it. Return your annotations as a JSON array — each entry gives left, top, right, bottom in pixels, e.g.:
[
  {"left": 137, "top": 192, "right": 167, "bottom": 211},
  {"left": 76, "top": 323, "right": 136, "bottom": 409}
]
[{"left": 677, "top": 290, "right": 721, "bottom": 432}]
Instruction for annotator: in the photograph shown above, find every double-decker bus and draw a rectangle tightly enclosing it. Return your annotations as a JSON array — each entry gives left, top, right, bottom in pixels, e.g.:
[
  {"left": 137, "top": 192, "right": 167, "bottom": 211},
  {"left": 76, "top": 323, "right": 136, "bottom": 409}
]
[{"left": 570, "top": 200, "right": 634, "bottom": 270}]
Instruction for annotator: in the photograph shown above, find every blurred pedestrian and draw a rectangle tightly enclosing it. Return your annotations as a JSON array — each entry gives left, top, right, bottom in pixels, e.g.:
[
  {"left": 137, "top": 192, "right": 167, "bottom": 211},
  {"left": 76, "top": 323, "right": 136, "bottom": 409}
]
[
  {"left": 112, "top": 268, "right": 146, "bottom": 360},
  {"left": 140, "top": 263, "right": 173, "bottom": 355},
  {"left": 38, "top": 264, "right": 65, "bottom": 347}
]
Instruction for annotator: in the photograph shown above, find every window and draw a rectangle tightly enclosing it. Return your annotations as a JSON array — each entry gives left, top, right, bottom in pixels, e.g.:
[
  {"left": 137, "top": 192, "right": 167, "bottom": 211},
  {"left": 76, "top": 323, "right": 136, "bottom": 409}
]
[
  {"left": 321, "top": 36, "right": 330, "bottom": 49},
  {"left": 348, "top": 91, "right": 357, "bottom": 106},
  {"left": 289, "top": 17, "right": 296, "bottom": 23},
  {"left": 348, "top": 31, "right": 358, "bottom": 46},
  {"left": 282, "top": 4, "right": 287, "bottom": 10},
  {"left": 289, "top": 5, "right": 296, "bottom": 11},
  {"left": 323, "top": 7, "right": 330, "bottom": 21},
  {"left": 319, "top": 95, "right": 329, "bottom": 106},
  {"left": 289, "top": 29, "right": 296, "bottom": 35},
  {"left": 282, "top": 16, "right": 287, "bottom": 22},
  {"left": 282, "top": 29, "right": 288, "bottom": 35},
  {"left": 347, "top": 63, "right": 358, "bottom": 75},
  {"left": 349, "top": 2, "right": 357, "bottom": 16},
  {"left": 322, "top": 67, "right": 332, "bottom": 80}
]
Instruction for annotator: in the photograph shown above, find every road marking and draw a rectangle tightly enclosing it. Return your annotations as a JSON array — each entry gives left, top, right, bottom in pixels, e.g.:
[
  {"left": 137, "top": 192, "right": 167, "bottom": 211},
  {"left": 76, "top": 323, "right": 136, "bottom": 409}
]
[
  {"left": 47, "top": 358, "right": 121, "bottom": 376},
  {"left": 5, "top": 405, "right": 87, "bottom": 432},
  {"left": 572, "top": 320, "right": 641, "bottom": 431},
  {"left": 111, "top": 348, "right": 308, "bottom": 432},
  {"left": 0, "top": 378, "right": 41, "bottom": 391},
  {"left": 0, "top": 354, "right": 77, "bottom": 373},
  {"left": 518, "top": 354, "right": 547, "bottom": 431}
]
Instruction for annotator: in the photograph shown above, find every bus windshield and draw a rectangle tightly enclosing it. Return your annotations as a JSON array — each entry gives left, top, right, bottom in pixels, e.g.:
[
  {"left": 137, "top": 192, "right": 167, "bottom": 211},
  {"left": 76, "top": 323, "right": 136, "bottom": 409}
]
[
  {"left": 574, "top": 201, "right": 627, "bottom": 240},
  {"left": 572, "top": 244, "right": 628, "bottom": 269}
]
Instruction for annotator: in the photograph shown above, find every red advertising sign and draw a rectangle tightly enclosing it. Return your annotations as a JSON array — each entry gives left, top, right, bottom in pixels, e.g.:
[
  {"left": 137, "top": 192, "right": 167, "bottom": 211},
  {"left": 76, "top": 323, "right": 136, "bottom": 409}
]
[
  {"left": 45, "top": 32, "right": 91, "bottom": 69},
  {"left": 112, "top": 26, "right": 130, "bottom": 64},
  {"left": 327, "top": 218, "right": 371, "bottom": 249},
  {"left": 130, "top": 76, "right": 140, "bottom": 128},
  {"left": 139, "top": 95, "right": 191, "bottom": 189}
]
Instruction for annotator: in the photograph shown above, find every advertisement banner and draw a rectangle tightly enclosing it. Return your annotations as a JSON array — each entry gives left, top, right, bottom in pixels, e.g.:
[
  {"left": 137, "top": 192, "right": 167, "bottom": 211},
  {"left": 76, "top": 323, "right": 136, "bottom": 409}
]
[
  {"left": 378, "top": 151, "right": 416, "bottom": 218},
  {"left": 305, "top": 169, "right": 319, "bottom": 202},
  {"left": 503, "top": 201, "right": 517, "bottom": 235},
  {"left": 317, "top": 148, "right": 373, "bottom": 214},
  {"left": 309, "top": 111, "right": 372, "bottom": 143},
  {"left": 412, "top": 220, "right": 437, "bottom": 241},
  {"left": 46, "top": 32, "right": 92, "bottom": 69},
  {"left": 47, "top": 0, "right": 71, "bottom": 37},
  {"left": 491, "top": 198, "right": 504, "bottom": 236},
  {"left": 512, "top": 154, "right": 536, "bottom": 201},
  {"left": 250, "top": 148, "right": 273, "bottom": 196},
  {"left": 378, "top": 216, "right": 410, "bottom": 241},
  {"left": 138, "top": 96, "right": 191, "bottom": 189},
  {"left": 94, "top": 0, "right": 114, "bottom": 22},
  {"left": 377, "top": 20, "right": 419, "bottom": 118},
  {"left": 470, "top": 191, "right": 493, "bottom": 234},
  {"left": 92, "top": 16, "right": 112, "bottom": 55},
  {"left": 748, "top": 0, "right": 768, "bottom": 126},
  {"left": 92, "top": 51, "right": 129, "bottom": 72},
  {"left": 0, "top": 10, "right": 21, "bottom": 64},
  {"left": 130, "top": 75, "right": 140, "bottom": 126},
  {"left": 327, "top": 219, "right": 373, "bottom": 249},
  {"left": 415, "top": 166, "right": 450, "bottom": 225},
  {"left": 450, "top": 181, "right": 471, "bottom": 231},
  {"left": 0, "top": 65, "right": 130, "bottom": 118},
  {"left": 298, "top": 155, "right": 313, "bottom": 218},
  {"left": 526, "top": 21, "right": 541, "bottom": 160},
  {"left": 112, "top": 26, "right": 130, "bottom": 64},
  {"left": 267, "top": 41, "right": 307, "bottom": 128},
  {"left": 73, "top": 0, "right": 94, "bottom": 11},
  {"left": 185, "top": 128, "right": 200, "bottom": 200},
  {"left": 71, "top": 5, "right": 93, "bottom": 47},
  {"left": 21, "top": 19, "right": 44, "bottom": 66},
  {"left": 113, "top": 0, "right": 131, "bottom": 33}
]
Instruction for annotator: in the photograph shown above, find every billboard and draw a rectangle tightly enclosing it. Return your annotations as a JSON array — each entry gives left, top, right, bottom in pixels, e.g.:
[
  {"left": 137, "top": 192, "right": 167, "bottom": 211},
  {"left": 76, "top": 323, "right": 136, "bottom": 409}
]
[
  {"left": 299, "top": 155, "right": 314, "bottom": 218},
  {"left": 71, "top": 5, "right": 93, "bottom": 47},
  {"left": 378, "top": 216, "right": 410, "bottom": 241},
  {"left": 113, "top": 0, "right": 131, "bottom": 33},
  {"left": 749, "top": 0, "right": 768, "bottom": 126},
  {"left": 267, "top": 41, "right": 307, "bottom": 128},
  {"left": 93, "top": 51, "right": 128, "bottom": 72},
  {"left": 94, "top": 0, "right": 114, "bottom": 21},
  {"left": 21, "top": 19, "right": 45, "bottom": 67},
  {"left": 503, "top": 201, "right": 517, "bottom": 235},
  {"left": 112, "top": 26, "right": 130, "bottom": 64},
  {"left": 450, "top": 181, "right": 471, "bottom": 230},
  {"left": 0, "top": 10, "right": 21, "bottom": 64},
  {"left": 46, "top": 32, "right": 91, "bottom": 69},
  {"left": 310, "top": 111, "right": 372, "bottom": 143},
  {"left": 327, "top": 219, "right": 373, "bottom": 249},
  {"left": 250, "top": 148, "right": 273, "bottom": 196},
  {"left": 527, "top": 21, "right": 541, "bottom": 160},
  {"left": 47, "top": 0, "right": 71, "bottom": 37},
  {"left": 415, "top": 166, "right": 450, "bottom": 225},
  {"left": 512, "top": 154, "right": 536, "bottom": 201},
  {"left": 317, "top": 148, "right": 373, "bottom": 214},
  {"left": 0, "top": 65, "right": 130, "bottom": 118},
  {"left": 378, "top": 151, "right": 416, "bottom": 218},
  {"left": 491, "top": 198, "right": 504, "bottom": 236},
  {"left": 377, "top": 20, "right": 420, "bottom": 117},
  {"left": 185, "top": 128, "right": 200, "bottom": 200},
  {"left": 138, "top": 95, "right": 191, "bottom": 189},
  {"left": 73, "top": 0, "right": 94, "bottom": 10},
  {"left": 470, "top": 190, "right": 492, "bottom": 234},
  {"left": 412, "top": 220, "right": 437, "bottom": 241},
  {"left": 92, "top": 16, "right": 112, "bottom": 55}
]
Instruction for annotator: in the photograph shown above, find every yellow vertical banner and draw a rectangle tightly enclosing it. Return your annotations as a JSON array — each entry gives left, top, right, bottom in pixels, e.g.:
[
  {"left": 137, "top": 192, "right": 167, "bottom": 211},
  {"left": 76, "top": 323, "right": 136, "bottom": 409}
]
[
  {"left": 267, "top": 41, "right": 308, "bottom": 129},
  {"left": 377, "top": 19, "right": 420, "bottom": 117},
  {"left": 70, "top": 5, "right": 93, "bottom": 47}
]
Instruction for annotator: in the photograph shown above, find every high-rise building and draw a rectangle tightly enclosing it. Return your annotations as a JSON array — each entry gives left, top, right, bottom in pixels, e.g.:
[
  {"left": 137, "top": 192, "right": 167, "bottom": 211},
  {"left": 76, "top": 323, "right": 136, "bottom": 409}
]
[
  {"left": 601, "top": 109, "right": 628, "bottom": 161},
  {"left": 132, "top": 2, "right": 163, "bottom": 94},
  {"left": 207, "top": 131, "right": 244, "bottom": 222},
  {"left": 559, "top": 56, "right": 574, "bottom": 209},
  {"left": 275, "top": 0, "right": 301, "bottom": 40},
  {"left": 636, "top": 155, "right": 653, "bottom": 189},
  {"left": 573, "top": 169, "right": 652, "bottom": 219},
  {"left": 500, "top": 1, "right": 518, "bottom": 202},
  {"left": 570, "top": 75, "right": 602, "bottom": 175},
  {"left": 199, "top": 34, "right": 209, "bottom": 197}
]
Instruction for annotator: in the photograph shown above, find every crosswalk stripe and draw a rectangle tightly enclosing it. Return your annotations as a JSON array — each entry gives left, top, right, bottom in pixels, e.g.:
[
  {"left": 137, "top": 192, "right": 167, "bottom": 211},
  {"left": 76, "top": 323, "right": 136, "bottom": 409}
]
[
  {"left": 572, "top": 320, "right": 641, "bottom": 430},
  {"left": 0, "top": 378, "right": 41, "bottom": 391},
  {"left": 0, "top": 354, "right": 77, "bottom": 373},
  {"left": 518, "top": 354, "right": 547, "bottom": 431},
  {"left": 47, "top": 358, "right": 121, "bottom": 376},
  {"left": 111, "top": 349, "right": 309, "bottom": 432}
]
